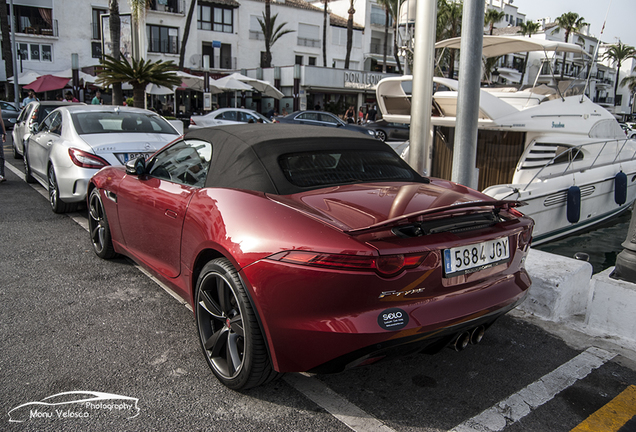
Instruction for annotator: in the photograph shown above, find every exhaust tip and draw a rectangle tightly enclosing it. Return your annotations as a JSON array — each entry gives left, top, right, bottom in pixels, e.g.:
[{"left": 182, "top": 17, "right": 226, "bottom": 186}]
[
  {"left": 470, "top": 326, "right": 485, "bottom": 345},
  {"left": 451, "top": 332, "right": 471, "bottom": 352}
]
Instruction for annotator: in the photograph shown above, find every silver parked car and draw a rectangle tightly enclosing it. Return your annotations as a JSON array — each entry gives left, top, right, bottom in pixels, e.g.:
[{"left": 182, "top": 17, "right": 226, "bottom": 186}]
[
  {"left": 12, "top": 101, "right": 79, "bottom": 158},
  {"left": 189, "top": 107, "right": 271, "bottom": 129},
  {"left": 24, "top": 105, "right": 180, "bottom": 213}
]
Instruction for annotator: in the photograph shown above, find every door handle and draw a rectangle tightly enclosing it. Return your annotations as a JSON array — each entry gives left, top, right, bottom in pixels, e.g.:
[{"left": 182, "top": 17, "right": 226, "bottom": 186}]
[
  {"left": 47, "top": 140, "right": 53, "bottom": 146},
  {"left": 165, "top": 209, "right": 178, "bottom": 219}
]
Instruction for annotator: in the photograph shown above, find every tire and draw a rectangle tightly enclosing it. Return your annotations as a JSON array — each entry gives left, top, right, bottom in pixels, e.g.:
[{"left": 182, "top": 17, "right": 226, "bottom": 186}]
[
  {"left": 376, "top": 130, "right": 387, "bottom": 142},
  {"left": 12, "top": 139, "right": 22, "bottom": 159},
  {"left": 48, "top": 166, "right": 73, "bottom": 214},
  {"left": 195, "top": 258, "right": 280, "bottom": 390},
  {"left": 23, "top": 151, "right": 36, "bottom": 184},
  {"left": 88, "top": 188, "right": 116, "bottom": 259}
]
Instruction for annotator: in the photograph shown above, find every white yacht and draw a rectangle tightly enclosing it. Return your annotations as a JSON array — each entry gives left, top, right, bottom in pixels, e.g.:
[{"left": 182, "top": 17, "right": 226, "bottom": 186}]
[{"left": 376, "top": 36, "right": 636, "bottom": 244}]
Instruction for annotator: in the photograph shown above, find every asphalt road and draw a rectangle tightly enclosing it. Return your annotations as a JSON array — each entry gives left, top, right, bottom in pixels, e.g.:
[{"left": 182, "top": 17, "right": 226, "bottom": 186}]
[{"left": 1, "top": 137, "right": 636, "bottom": 432}]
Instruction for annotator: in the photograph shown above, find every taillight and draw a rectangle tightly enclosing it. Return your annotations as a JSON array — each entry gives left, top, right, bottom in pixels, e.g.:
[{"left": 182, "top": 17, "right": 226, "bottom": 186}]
[
  {"left": 68, "top": 148, "right": 110, "bottom": 169},
  {"left": 518, "top": 227, "right": 532, "bottom": 250},
  {"left": 189, "top": 118, "right": 196, "bottom": 125},
  {"left": 267, "top": 251, "right": 428, "bottom": 277},
  {"left": 508, "top": 207, "right": 525, "bottom": 218}
]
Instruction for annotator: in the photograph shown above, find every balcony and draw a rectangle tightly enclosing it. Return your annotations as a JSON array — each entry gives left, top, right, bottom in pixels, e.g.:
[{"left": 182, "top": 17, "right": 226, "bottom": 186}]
[
  {"left": 370, "top": 12, "right": 392, "bottom": 27},
  {"left": 148, "top": 0, "right": 185, "bottom": 14},
  {"left": 297, "top": 37, "right": 320, "bottom": 48},
  {"left": 369, "top": 43, "right": 393, "bottom": 57},
  {"left": 249, "top": 30, "right": 265, "bottom": 41},
  {"left": 594, "top": 96, "right": 614, "bottom": 105},
  {"left": 18, "top": 19, "right": 58, "bottom": 37}
]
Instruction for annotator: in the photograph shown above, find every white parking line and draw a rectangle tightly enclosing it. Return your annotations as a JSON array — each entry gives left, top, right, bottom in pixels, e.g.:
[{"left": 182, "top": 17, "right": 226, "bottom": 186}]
[
  {"left": 284, "top": 373, "right": 397, "bottom": 432},
  {"left": 451, "top": 347, "right": 616, "bottom": 432},
  {"left": 5, "top": 162, "right": 48, "bottom": 199}
]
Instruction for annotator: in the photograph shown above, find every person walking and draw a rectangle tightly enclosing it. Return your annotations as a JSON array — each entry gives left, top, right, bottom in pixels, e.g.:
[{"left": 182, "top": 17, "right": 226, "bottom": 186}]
[
  {"left": 91, "top": 90, "right": 102, "bottom": 105},
  {"left": 0, "top": 109, "right": 6, "bottom": 182},
  {"left": 22, "top": 90, "right": 38, "bottom": 107},
  {"left": 365, "top": 105, "right": 377, "bottom": 123},
  {"left": 345, "top": 106, "right": 355, "bottom": 124}
]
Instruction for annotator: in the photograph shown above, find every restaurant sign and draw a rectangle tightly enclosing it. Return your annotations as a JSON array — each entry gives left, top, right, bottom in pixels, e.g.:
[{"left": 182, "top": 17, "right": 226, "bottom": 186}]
[{"left": 344, "top": 72, "right": 385, "bottom": 89}]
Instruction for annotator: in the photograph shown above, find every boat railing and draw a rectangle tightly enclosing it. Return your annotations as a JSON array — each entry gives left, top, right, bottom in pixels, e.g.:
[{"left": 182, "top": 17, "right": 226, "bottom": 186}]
[{"left": 521, "top": 138, "right": 636, "bottom": 191}]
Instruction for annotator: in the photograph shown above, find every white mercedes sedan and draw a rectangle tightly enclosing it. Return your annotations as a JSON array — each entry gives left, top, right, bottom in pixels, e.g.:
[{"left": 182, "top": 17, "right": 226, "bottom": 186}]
[{"left": 24, "top": 105, "right": 180, "bottom": 213}]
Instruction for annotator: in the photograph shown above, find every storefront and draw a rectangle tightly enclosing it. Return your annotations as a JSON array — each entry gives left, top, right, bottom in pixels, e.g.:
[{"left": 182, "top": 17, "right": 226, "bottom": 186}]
[{"left": 240, "top": 66, "right": 400, "bottom": 119}]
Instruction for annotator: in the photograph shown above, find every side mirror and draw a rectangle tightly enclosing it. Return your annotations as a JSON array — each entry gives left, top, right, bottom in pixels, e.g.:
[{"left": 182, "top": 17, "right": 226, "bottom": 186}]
[{"left": 125, "top": 156, "right": 147, "bottom": 175}]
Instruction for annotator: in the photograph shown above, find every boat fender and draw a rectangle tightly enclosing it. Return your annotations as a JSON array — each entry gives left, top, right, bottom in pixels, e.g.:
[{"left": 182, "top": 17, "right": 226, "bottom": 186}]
[
  {"left": 567, "top": 186, "right": 581, "bottom": 224},
  {"left": 615, "top": 172, "right": 627, "bottom": 205}
]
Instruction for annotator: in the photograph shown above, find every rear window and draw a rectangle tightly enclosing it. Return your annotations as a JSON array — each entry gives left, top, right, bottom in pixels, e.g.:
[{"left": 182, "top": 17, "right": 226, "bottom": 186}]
[
  {"left": 72, "top": 112, "right": 178, "bottom": 135},
  {"left": 278, "top": 150, "right": 416, "bottom": 188}
]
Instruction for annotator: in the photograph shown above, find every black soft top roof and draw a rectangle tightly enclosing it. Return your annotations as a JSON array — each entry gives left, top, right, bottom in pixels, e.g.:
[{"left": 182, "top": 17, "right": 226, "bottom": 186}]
[{"left": 185, "top": 124, "right": 422, "bottom": 195}]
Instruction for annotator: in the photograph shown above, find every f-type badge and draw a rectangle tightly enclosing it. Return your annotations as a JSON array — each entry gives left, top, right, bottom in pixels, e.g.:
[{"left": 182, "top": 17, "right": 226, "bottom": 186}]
[{"left": 378, "top": 308, "right": 409, "bottom": 331}]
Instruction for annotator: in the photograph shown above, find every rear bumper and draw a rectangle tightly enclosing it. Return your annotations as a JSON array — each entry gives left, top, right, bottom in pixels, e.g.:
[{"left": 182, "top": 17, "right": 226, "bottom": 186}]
[{"left": 240, "top": 257, "right": 531, "bottom": 373}]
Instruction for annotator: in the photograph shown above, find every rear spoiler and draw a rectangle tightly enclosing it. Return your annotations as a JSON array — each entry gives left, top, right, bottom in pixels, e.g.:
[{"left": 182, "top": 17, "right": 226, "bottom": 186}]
[{"left": 344, "top": 200, "right": 526, "bottom": 235}]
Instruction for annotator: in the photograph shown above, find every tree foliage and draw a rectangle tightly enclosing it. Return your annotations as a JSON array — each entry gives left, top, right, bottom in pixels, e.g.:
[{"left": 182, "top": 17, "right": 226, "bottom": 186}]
[
  {"left": 97, "top": 55, "right": 180, "bottom": 108},
  {"left": 554, "top": 12, "right": 588, "bottom": 79},
  {"left": 603, "top": 41, "right": 636, "bottom": 105},
  {"left": 258, "top": 1, "right": 295, "bottom": 68},
  {"left": 484, "top": 9, "right": 505, "bottom": 35},
  {"left": 437, "top": 0, "right": 463, "bottom": 78},
  {"left": 517, "top": 21, "right": 541, "bottom": 87}
]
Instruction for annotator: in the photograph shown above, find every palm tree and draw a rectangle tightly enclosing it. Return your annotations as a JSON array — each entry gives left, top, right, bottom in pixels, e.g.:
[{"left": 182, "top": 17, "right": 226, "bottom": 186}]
[
  {"left": 258, "top": 0, "right": 295, "bottom": 68},
  {"left": 517, "top": 21, "right": 541, "bottom": 87},
  {"left": 603, "top": 41, "right": 636, "bottom": 106},
  {"left": 179, "top": 0, "right": 198, "bottom": 70},
  {"left": 129, "top": 0, "right": 150, "bottom": 60},
  {"left": 97, "top": 55, "right": 181, "bottom": 108},
  {"left": 621, "top": 68, "right": 636, "bottom": 113},
  {"left": 376, "top": 0, "right": 391, "bottom": 72},
  {"left": 386, "top": 0, "right": 402, "bottom": 74},
  {"left": 554, "top": 12, "right": 588, "bottom": 79},
  {"left": 344, "top": 0, "right": 355, "bottom": 69},
  {"left": 322, "top": 0, "right": 331, "bottom": 67},
  {"left": 438, "top": 0, "right": 462, "bottom": 79},
  {"left": 484, "top": 9, "right": 505, "bottom": 35},
  {"left": 109, "top": 0, "right": 123, "bottom": 105}
]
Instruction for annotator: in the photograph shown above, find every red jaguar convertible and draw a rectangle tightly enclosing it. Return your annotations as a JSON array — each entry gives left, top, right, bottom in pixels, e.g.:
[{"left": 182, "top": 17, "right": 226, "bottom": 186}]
[{"left": 88, "top": 124, "right": 533, "bottom": 389}]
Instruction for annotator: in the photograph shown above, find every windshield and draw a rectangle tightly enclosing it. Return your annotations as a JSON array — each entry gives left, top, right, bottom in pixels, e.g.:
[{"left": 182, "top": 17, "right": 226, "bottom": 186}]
[{"left": 72, "top": 112, "right": 179, "bottom": 135}]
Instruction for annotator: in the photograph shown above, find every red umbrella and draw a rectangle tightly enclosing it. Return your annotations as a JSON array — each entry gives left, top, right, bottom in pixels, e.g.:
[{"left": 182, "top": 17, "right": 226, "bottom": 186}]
[{"left": 23, "top": 74, "right": 71, "bottom": 92}]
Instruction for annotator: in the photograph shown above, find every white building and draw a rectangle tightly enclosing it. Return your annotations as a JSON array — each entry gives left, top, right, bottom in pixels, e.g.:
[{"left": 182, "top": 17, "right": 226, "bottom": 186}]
[
  {"left": 1, "top": 0, "right": 401, "bottom": 116},
  {"left": 484, "top": 0, "right": 526, "bottom": 29}
]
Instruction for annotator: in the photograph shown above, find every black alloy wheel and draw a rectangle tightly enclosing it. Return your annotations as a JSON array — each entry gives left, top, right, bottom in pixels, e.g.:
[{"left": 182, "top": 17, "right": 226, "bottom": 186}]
[
  {"left": 88, "top": 188, "right": 116, "bottom": 259},
  {"left": 195, "top": 258, "right": 279, "bottom": 390},
  {"left": 48, "top": 166, "right": 71, "bottom": 213},
  {"left": 23, "top": 150, "right": 36, "bottom": 183}
]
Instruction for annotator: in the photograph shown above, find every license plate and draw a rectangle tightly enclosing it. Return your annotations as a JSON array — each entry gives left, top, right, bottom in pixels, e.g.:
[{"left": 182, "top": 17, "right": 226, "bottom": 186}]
[
  {"left": 117, "top": 153, "right": 152, "bottom": 164},
  {"left": 443, "top": 237, "right": 510, "bottom": 277}
]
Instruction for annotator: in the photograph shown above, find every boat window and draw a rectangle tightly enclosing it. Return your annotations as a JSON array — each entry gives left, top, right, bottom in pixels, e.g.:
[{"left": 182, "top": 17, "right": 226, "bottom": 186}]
[{"left": 553, "top": 145, "right": 584, "bottom": 165}]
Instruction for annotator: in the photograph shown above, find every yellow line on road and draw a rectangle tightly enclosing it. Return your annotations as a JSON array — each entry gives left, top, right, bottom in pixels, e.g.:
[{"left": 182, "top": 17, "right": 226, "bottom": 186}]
[{"left": 570, "top": 385, "right": 636, "bottom": 432}]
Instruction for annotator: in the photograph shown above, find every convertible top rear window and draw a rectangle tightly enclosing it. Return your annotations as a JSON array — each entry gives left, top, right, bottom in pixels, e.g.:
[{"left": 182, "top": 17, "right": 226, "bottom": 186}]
[{"left": 279, "top": 150, "right": 415, "bottom": 187}]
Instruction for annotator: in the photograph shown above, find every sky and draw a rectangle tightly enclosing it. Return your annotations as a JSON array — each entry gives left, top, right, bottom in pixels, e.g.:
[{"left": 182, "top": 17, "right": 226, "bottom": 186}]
[{"left": 514, "top": 0, "right": 636, "bottom": 47}]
